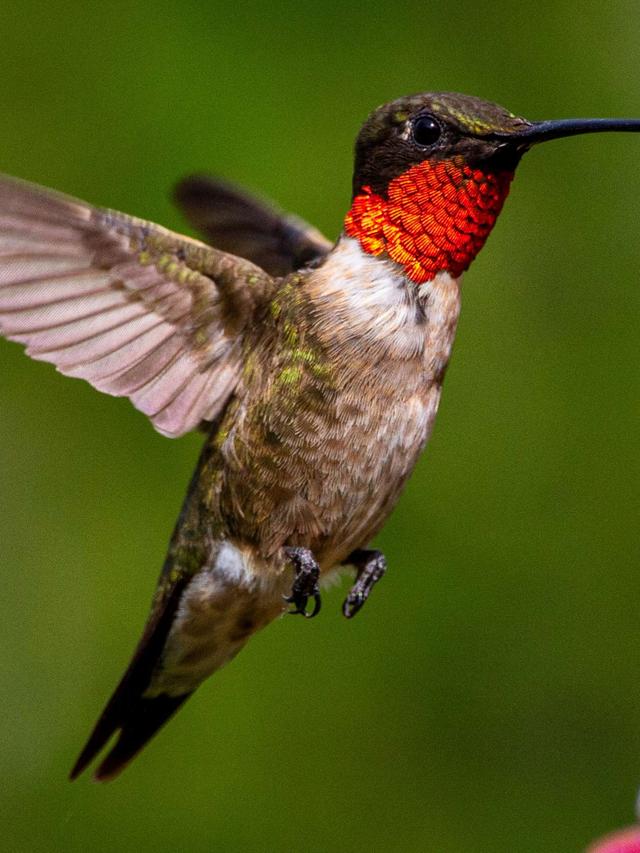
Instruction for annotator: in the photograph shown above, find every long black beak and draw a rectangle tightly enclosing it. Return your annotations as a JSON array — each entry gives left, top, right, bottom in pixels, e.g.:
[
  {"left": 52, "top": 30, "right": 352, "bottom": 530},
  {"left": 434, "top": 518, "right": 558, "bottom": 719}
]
[{"left": 501, "top": 117, "right": 640, "bottom": 145}]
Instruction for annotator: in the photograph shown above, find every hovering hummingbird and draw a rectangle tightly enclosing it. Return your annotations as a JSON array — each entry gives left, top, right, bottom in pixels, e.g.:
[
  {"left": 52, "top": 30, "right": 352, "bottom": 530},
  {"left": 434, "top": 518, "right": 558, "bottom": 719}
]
[{"left": 1, "top": 92, "right": 639, "bottom": 781}]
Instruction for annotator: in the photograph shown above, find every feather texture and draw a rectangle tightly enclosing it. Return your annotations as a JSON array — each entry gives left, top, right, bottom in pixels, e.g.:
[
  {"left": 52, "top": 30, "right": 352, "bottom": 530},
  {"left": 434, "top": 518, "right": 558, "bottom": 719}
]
[
  {"left": 174, "top": 174, "right": 333, "bottom": 277},
  {"left": 0, "top": 175, "right": 272, "bottom": 436}
]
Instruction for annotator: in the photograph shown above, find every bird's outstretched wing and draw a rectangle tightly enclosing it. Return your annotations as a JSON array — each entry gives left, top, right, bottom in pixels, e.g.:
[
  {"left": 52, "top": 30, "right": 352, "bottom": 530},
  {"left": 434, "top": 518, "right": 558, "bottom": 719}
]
[
  {"left": 174, "top": 174, "right": 333, "bottom": 277},
  {"left": 0, "top": 175, "right": 273, "bottom": 437}
]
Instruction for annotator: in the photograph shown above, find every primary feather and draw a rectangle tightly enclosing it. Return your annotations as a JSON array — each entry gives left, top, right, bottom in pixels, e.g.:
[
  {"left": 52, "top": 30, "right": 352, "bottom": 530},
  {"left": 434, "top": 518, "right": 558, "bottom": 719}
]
[{"left": 0, "top": 175, "right": 273, "bottom": 436}]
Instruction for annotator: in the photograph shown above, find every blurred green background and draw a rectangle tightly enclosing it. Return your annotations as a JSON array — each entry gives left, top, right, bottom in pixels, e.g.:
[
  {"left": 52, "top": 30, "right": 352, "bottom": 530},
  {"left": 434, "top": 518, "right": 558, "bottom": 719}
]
[{"left": 1, "top": 2, "right": 639, "bottom": 851}]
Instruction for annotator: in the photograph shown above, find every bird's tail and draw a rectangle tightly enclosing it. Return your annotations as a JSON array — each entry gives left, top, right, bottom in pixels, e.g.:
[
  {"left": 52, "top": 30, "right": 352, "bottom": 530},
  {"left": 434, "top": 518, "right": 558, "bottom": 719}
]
[
  {"left": 68, "top": 564, "right": 191, "bottom": 781},
  {"left": 70, "top": 468, "right": 287, "bottom": 781}
]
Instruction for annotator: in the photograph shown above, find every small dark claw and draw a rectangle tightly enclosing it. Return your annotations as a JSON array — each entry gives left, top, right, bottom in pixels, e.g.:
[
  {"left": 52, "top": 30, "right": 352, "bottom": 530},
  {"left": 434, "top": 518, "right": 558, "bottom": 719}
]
[
  {"left": 342, "top": 548, "right": 387, "bottom": 618},
  {"left": 283, "top": 590, "right": 322, "bottom": 618},
  {"left": 283, "top": 546, "right": 322, "bottom": 618},
  {"left": 343, "top": 587, "right": 366, "bottom": 619},
  {"left": 285, "top": 591, "right": 322, "bottom": 618}
]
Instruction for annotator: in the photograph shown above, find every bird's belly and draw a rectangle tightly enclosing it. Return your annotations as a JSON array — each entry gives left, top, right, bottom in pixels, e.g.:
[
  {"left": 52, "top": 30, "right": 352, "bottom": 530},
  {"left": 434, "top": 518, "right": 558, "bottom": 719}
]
[
  {"left": 309, "top": 382, "right": 443, "bottom": 567},
  {"left": 223, "top": 375, "right": 443, "bottom": 568}
]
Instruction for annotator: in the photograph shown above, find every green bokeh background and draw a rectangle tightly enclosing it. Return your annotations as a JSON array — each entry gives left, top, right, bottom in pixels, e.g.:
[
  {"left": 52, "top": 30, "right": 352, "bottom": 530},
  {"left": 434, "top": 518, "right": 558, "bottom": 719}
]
[{"left": 1, "top": 2, "right": 639, "bottom": 851}]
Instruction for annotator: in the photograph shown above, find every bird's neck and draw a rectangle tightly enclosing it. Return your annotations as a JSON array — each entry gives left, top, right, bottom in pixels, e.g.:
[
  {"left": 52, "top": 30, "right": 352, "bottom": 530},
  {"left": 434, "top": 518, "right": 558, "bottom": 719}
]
[
  {"left": 344, "top": 158, "right": 514, "bottom": 283},
  {"left": 307, "top": 235, "right": 462, "bottom": 377}
]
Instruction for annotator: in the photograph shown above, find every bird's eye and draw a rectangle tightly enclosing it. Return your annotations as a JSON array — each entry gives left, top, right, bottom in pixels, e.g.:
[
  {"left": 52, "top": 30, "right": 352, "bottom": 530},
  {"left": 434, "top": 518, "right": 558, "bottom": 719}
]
[{"left": 411, "top": 115, "right": 442, "bottom": 147}]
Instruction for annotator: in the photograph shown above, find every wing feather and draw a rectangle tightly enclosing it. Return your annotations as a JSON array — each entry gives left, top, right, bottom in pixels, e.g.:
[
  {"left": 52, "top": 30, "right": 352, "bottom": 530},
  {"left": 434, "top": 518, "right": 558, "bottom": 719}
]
[
  {"left": 21, "top": 304, "right": 146, "bottom": 352},
  {"left": 0, "top": 175, "right": 273, "bottom": 436},
  {"left": 43, "top": 316, "right": 167, "bottom": 368},
  {"left": 62, "top": 324, "right": 175, "bottom": 383},
  {"left": 3, "top": 290, "right": 128, "bottom": 334},
  {"left": 0, "top": 271, "right": 110, "bottom": 310},
  {"left": 174, "top": 174, "right": 333, "bottom": 276}
]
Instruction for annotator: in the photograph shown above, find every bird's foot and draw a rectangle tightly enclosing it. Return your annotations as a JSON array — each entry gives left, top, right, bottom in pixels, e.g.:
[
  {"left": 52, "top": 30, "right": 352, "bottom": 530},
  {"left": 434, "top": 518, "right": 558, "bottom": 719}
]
[
  {"left": 283, "top": 547, "right": 322, "bottom": 618},
  {"left": 342, "top": 549, "right": 387, "bottom": 618}
]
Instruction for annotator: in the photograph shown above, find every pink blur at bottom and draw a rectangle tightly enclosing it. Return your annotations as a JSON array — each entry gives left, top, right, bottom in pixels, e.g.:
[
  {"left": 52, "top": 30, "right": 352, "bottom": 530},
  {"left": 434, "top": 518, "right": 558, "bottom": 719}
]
[{"left": 588, "top": 826, "right": 640, "bottom": 852}]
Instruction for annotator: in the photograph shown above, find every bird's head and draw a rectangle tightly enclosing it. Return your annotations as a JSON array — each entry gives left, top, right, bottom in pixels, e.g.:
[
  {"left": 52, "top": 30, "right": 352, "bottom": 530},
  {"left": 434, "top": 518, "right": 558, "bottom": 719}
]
[{"left": 345, "top": 92, "right": 640, "bottom": 283}]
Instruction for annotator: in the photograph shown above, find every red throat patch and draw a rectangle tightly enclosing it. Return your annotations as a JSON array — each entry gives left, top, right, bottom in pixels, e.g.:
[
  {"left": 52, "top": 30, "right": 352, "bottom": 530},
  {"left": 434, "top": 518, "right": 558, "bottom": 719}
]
[{"left": 344, "top": 158, "right": 514, "bottom": 283}]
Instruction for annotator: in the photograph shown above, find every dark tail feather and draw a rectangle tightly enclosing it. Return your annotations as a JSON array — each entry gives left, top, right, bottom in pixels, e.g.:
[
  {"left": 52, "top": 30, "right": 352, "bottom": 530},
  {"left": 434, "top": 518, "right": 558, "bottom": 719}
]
[
  {"left": 70, "top": 577, "right": 189, "bottom": 782},
  {"left": 92, "top": 694, "right": 190, "bottom": 781}
]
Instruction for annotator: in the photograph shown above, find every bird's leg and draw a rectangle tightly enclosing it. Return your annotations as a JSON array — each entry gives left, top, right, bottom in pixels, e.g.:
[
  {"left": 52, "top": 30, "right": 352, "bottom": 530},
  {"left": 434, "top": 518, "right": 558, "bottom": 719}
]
[
  {"left": 342, "top": 549, "right": 387, "bottom": 619},
  {"left": 283, "top": 547, "right": 322, "bottom": 618}
]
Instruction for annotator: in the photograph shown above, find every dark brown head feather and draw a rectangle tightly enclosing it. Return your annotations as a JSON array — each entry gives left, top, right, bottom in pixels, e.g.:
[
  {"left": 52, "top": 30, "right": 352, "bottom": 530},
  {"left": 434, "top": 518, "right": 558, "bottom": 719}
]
[{"left": 352, "top": 91, "right": 531, "bottom": 196}]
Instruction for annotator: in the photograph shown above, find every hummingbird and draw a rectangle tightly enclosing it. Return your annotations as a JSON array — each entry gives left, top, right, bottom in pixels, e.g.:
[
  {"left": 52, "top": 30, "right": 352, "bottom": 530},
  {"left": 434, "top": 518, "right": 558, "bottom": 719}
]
[{"left": 0, "top": 92, "right": 639, "bottom": 781}]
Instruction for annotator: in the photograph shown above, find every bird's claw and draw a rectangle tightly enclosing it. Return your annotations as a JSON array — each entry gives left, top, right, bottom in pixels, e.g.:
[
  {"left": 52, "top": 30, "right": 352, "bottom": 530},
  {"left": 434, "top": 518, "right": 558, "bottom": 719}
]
[
  {"left": 341, "top": 549, "right": 387, "bottom": 618},
  {"left": 283, "top": 589, "right": 322, "bottom": 618},
  {"left": 342, "top": 585, "right": 367, "bottom": 619},
  {"left": 283, "top": 546, "right": 322, "bottom": 618}
]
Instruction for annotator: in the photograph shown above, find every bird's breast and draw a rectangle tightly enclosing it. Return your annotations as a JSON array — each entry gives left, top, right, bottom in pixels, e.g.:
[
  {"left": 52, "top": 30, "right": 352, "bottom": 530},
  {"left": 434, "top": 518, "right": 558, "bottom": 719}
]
[{"left": 216, "top": 237, "right": 462, "bottom": 565}]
